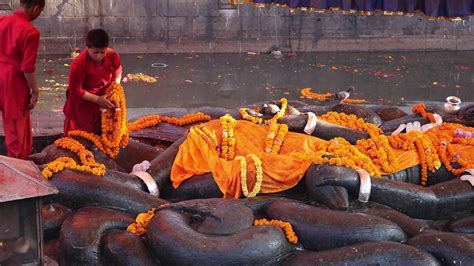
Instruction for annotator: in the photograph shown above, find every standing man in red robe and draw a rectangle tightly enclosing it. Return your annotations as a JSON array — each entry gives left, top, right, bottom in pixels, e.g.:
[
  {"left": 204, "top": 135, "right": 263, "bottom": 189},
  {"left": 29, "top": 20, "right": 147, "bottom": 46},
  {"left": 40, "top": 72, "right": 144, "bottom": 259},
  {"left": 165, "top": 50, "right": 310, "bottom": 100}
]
[
  {"left": 0, "top": 0, "right": 45, "bottom": 159},
  {"left": 63, "top": 29, "right": 122, "bottom": 135}
]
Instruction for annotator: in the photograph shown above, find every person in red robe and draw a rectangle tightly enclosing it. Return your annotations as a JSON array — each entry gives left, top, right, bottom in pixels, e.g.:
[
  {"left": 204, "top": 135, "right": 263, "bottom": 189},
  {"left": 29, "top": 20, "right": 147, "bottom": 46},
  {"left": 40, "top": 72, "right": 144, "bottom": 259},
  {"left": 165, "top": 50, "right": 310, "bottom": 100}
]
[
  {"left": 0, "top": 0, "right": 45, "bottom": 159},
  {"left": 63, "top": 29, "right": 123, "bottom": 135}
]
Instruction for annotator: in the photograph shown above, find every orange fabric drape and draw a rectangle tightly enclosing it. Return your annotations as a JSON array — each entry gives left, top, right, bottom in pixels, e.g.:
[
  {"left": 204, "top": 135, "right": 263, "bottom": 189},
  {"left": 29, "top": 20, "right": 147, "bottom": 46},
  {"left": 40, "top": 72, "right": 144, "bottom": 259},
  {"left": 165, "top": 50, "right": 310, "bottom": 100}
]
[{"left": 171, "top": 120, "right": 474, "bottom": 199}]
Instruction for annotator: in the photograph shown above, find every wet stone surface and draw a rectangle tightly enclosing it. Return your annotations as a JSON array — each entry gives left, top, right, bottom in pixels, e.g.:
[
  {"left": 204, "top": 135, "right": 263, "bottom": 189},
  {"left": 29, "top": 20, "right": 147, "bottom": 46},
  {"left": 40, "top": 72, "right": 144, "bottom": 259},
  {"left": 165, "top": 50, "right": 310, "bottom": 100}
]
[{"left": 35, "top": 51, "right": 474, "bottom": 115}]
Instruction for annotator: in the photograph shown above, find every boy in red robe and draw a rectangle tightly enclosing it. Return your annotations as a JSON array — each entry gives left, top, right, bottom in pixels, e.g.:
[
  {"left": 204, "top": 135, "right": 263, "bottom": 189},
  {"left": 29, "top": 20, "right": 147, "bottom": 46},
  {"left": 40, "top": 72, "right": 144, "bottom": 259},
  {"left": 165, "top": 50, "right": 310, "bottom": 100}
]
[
  {"left": 63, "top": 29, "right": 122, "bottom": 135},
  {"left": 0, "top": 0, "right": 45, "bottom": 159}
]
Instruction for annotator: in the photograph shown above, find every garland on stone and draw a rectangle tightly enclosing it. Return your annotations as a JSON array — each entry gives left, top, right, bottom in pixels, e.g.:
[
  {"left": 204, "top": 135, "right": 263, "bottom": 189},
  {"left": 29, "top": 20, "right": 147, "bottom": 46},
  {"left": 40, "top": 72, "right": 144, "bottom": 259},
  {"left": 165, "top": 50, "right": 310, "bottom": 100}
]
[{"left": 42, "top": 83, "right": 128, "bottom": 178}]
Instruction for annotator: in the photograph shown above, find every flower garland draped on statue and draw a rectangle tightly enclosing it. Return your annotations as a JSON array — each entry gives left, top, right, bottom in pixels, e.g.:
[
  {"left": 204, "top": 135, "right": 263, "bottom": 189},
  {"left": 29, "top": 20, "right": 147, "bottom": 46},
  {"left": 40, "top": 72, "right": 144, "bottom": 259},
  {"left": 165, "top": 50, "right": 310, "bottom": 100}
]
[{"left": 230, "top": 0, "right": 474, "bottom": 20}]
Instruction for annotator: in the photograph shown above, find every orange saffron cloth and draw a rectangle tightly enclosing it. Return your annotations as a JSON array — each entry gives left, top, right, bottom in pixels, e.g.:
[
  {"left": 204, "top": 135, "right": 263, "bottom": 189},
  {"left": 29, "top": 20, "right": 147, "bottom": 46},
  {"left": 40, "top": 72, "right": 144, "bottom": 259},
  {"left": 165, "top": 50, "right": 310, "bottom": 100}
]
[{"left": 171, "top": 120, "right": 474, "bottom": 199}]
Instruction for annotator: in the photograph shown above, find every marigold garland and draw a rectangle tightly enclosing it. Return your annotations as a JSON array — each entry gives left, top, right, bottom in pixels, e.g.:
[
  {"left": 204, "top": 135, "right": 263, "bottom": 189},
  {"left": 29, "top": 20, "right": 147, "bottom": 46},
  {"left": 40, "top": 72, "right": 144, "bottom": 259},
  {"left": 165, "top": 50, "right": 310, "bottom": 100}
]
[
  {"left": 356, "top": 135, "right": 399, "bottom": 173},
  {"left": 44, "top": 87, "right": 474, "bottom": 190},
  {"left": 319, "top": 112, "right": 382, "bottom": 138},
  {"left": 237, "top": 154, "right": 263, "bottom": 198},
  {"left": 161, "top": 113, "right": 211, "bottom": 126},
  {"left": 254, "top": 219, "right": 298, "bottom": 244},
  {"left": 265, "top": 98, "right": 288, "bottom": 125},
  {"left": 273, "top": 124, "right": 288, "bottom": 154},
  {"left": 239, "top": 98, "right": 288, "bottom": 125},
  {"left": 301, "top": 88, "right": 367, "bottom": 103},
  {"left": 101, "top": 83, "right": 129, "bottom": 152},
  {"left": 239, "top": 108, "right": 264, "bottom": 124},
  {"left": 235, "top": 156, "right": 248, "bottom": 193},
  {"left": 387, "top": 130, "right": 441, "bottom": 186},
  {"left": 342, "top": 98, "right": 368, "bottom": 104},
  {"left": 67, "top": 130, "right": 104, "bottom": 152},
  {"left": 126, "top": 73, "right": 158, "bottom": 84},
  {"left": 220, "top": 114, "right": 237, "bottom": 160},
  {"left": 127, "top": 113, "right": 211, "bottom": 132},
  {"left": 41, "top": 139, "right": 106, "bottom": 179},
  {"left": 301, "top": 87, "right": 333, "bottom": 101},
  {"left": 239, "top": 108, "right": 472, "bottom": 187},
  {"left": 127, "top": 208, "right": 156, "bottom": 236},
  {"left": 42, "top": 83, "right": 128, "bottom": 179},
  {"left": 191, "top": 125, "right": 220, "bottom": 152},
  {"left": 415, "top": 138, "right": 428, "bottom": 185},
  {"left": 412, "top": 103, "right": 436, "bottom": 123},
  {"left": 42, "top": 157, "right": 74, "bottom": 179},
  {"left": 43, "top": 84, "right": 212, "bottom": 179},
  {"left": 127, "top": 115, "right": 161, "bottom": 132},
  {"left": 264, "top": 123, "right": 289, "bottom": 154},
  {"left": 290, "top": 127, "right": 450, "bottom": 186},
  {"left": 425, "top": 123, "right": 474, "bottom": 177},
  {"left": 265, "top": 123, "right": 279, "bottom": 153},
  {"left": 290, "top": 137, "right": 381, "bottom": 177}
]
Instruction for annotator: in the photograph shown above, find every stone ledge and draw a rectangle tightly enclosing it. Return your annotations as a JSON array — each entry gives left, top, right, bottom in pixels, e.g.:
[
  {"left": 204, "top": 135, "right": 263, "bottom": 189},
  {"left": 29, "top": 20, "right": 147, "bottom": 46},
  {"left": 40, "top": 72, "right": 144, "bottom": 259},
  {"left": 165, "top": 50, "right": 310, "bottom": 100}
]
[{"left": 38, "top": 36, "right": 474, "bottom": 54}]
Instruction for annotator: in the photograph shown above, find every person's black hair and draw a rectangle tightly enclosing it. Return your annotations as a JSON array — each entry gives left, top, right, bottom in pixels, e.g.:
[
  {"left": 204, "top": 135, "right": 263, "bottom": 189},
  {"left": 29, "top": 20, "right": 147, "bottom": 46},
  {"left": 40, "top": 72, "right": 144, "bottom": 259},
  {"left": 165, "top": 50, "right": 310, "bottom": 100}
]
[
  {"left": 86, "top": 29, "right": 110, "bottom": 49},
  {"left": 20, "top": 0, "right": 45, "bottom": 8}
]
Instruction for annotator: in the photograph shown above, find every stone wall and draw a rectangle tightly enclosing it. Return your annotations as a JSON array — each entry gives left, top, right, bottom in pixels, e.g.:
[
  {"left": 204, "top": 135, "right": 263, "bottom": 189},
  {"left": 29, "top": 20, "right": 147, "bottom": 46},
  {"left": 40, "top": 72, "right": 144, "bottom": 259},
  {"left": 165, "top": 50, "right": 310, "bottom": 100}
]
[{"left": 4, "top": 0, "right": 474, "bottom": 54}]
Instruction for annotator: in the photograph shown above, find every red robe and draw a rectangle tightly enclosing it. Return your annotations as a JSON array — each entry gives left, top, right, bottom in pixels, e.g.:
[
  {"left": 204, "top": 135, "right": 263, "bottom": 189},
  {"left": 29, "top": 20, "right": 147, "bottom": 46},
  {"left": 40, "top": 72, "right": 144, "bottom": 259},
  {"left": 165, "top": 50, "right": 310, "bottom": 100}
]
[
  {"left": 0, "top": 11, "right": 40, "bottom": 159},
  {"left": 63, "top": 48, "right": 122, "bottom": 135}
]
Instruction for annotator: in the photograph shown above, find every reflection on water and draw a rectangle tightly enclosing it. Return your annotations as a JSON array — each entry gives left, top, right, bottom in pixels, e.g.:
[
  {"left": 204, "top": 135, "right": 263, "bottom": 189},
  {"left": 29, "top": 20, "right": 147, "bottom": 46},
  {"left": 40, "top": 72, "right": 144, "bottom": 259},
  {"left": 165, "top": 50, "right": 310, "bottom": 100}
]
[{"left": 35, "top": 51, "right": 474, "bottom": 113}]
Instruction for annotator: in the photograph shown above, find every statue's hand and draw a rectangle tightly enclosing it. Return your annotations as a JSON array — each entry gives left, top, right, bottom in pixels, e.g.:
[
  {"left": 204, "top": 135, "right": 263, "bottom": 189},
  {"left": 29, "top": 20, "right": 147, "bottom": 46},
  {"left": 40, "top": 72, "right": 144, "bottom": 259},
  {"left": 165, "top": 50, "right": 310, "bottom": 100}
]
[
  {"left": 278, "top": 114, "right": 307, "bottom": 132},
  {"left": 306, "top": 164, "right": 360, "bottom": 191}
]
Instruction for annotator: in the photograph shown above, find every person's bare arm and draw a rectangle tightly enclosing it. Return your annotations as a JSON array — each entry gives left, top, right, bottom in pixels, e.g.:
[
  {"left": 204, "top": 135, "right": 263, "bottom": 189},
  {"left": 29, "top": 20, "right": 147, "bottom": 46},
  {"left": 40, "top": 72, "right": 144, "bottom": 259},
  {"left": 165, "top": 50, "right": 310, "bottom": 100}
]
[
  {"left": 24, "top": 72, "right": 39, "bottom": 110},
  {"left": 81, "top": 90, "right": 115, "bottom": 109},
  {"left": 114, "top": 53, "right": 123, "bottom": 84},
  {"left": 115, "top": 72, "right": 122, "bottom": 84}
]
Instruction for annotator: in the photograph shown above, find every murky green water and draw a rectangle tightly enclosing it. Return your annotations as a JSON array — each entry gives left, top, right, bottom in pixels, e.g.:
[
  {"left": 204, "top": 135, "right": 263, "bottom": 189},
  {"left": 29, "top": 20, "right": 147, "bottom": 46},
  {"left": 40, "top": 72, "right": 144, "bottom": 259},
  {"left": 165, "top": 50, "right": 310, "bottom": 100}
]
[{"left": 35, "top": 51, "right": 474, "bottom": 114}]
